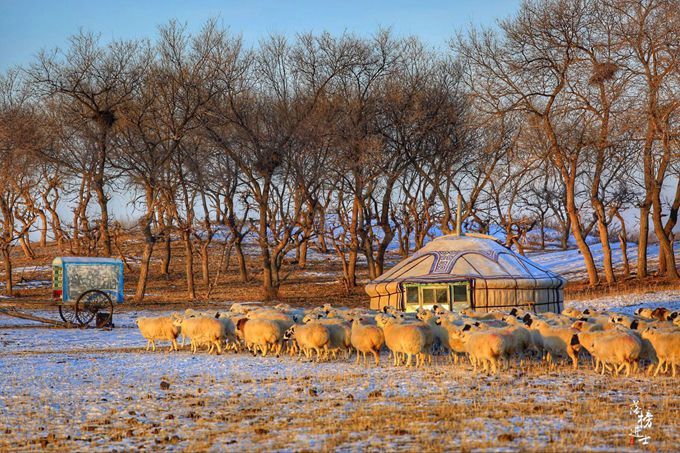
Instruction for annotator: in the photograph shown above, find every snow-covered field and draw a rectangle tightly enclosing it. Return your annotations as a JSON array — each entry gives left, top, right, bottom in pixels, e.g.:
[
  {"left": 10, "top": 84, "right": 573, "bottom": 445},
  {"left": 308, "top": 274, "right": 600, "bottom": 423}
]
[
  {"left": 1, "top": 293, "right": 679, "bottom": 451},
  {"left": 2, "top": 239, "right": 680, "bottom": 450}
]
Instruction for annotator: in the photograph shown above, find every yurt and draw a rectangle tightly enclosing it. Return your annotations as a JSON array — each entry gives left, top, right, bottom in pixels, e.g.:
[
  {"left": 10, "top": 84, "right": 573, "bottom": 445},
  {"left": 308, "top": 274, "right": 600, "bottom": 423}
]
[{"left": 365, "top": 232, "right": 565, "bottom": 314}]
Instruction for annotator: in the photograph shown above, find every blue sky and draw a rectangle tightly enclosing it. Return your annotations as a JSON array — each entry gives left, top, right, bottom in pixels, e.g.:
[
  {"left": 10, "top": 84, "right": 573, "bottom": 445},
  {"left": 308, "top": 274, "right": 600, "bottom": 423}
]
[{"left": 0, "top": 0, "right": 519, "bottom": 72}]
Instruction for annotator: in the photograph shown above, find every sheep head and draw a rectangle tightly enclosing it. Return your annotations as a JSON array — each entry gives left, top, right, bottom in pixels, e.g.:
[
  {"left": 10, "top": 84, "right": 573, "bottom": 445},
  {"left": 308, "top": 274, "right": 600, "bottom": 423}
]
[{"left": 236, "top": 318, "right": 248, "bottom": 333}]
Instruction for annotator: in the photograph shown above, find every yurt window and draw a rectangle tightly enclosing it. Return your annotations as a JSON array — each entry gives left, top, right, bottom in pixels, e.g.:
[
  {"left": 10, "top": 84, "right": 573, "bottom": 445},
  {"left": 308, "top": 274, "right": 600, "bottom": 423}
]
[
  {"left": 403, "top": 282, "right": 471, "bottom": 312},
  {"left": 406, "top": 286, "right": 419, "bottom": 305},
  {"left": 451, "top": 283, "right": 470, "bottom": 311},
  {"left": 403, "top": 284, "right": 453, "bottom": 311},
  {"left": 452, "top": 285, "right": 467, "bottom": 303}
]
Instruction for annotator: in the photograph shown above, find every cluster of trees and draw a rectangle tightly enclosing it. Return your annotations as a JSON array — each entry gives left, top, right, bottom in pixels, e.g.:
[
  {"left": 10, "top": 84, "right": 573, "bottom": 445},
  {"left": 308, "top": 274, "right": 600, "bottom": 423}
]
[{"left": 0, "top": 0, "right": 678, "bottom": 299}]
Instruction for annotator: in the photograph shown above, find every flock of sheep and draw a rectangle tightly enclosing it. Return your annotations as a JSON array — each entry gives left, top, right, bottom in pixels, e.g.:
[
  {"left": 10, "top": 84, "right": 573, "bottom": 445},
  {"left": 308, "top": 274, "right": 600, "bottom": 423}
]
[{"left": 135, "top": 303, "right": 680, "bottom": 377}]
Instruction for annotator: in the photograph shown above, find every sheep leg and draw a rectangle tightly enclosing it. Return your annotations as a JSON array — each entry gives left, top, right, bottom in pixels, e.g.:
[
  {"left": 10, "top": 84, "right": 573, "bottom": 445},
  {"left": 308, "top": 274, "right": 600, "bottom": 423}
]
[
  {"left": 646, "top": 363, "right": 655, "bottom": 376},
  {"left": 372, "top": 349, "right": 380, "bottom": 366},
  {"left": 654, "top": 361, "right": 664, "bottom": 377},
  {"left": 216, "top": 340, "right": 223, "bottom": 355},
  {"left": 171, "top": 339, "right": 178, "bottom": 352},
  {"left": 146, "top": 340, "right": 151, "bottom": 351},
  {"left": 615, "top": 363, "right": 624, "bottom": 374},
  {"left": 568, "top": 349, "right": 578, "bottom": 370},
  {"left": 672, "top": 362, "right": 677, "bottom": 378}
]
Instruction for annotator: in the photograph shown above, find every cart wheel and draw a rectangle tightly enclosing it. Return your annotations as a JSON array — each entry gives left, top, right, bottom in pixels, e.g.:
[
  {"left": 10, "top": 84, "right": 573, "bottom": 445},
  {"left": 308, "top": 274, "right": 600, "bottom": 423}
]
[
  {"left": 58, "top": 305, "right": 78, "bottom": 325},
  {"left": 76, "top": 290, "right": 113, "bottom": 327}
]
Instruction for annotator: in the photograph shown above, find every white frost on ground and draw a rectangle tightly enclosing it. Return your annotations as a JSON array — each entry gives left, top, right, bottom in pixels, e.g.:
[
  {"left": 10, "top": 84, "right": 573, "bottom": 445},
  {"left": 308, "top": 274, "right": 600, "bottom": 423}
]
[
  {"left": 9, "top": 265, "right": 52, "bottom": 274},
  {"left": 0, "top": 279, "right": 51, "bottom": 290},
  {"left": 528, "top": 242, "right": 658, "bottom": 281},
  {"left": 0, "top": 292, "right": 678, "bottom": 451},
  {"left": 566, "top": 291, "right": 680, "bottom": 315},
  {"left": 0, "top": 321, "right": 675, "bottom": 451}
]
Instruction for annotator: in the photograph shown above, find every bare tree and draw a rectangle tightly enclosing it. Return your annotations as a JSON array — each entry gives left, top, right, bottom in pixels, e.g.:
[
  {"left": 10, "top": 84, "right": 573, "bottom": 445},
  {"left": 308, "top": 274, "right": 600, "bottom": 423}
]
[
  {"left": 612, "top": 0, "right": 680, "bottom": 280},
  {"left": 0, "top": 69, "right": 44, "bottom": 295},
  {"left": 456, "top": 0, "right": 601, "bottom": 286},
  {"left": 30, "top": 32, "right": 148, "bottom": 256}
]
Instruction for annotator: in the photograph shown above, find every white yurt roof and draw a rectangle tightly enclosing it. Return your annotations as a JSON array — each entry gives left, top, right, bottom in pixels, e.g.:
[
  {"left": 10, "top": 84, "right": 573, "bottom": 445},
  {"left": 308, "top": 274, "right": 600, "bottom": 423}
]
[{"left": 367, "top": 234, "right": 565, "bottom": 293}]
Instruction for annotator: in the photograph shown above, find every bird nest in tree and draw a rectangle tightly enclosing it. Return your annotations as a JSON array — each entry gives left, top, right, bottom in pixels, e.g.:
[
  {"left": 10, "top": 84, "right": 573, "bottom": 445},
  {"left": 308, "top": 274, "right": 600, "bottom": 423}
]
[{"left": 589, "top": 62, "right": 618, "bottom": 85}]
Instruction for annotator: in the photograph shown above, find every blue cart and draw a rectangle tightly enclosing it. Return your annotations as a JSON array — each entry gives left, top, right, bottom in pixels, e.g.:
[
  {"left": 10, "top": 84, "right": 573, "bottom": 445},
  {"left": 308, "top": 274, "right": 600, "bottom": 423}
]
[{"left": 52, "top": 257, "right": 124, "bottom": 327}]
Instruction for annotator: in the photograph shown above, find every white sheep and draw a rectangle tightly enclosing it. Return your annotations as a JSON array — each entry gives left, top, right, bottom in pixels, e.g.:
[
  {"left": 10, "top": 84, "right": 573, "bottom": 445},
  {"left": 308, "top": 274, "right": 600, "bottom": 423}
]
[
  {"left": 435, "top": 317, "right": 470, "bottom": 364},
  {"left": 574, "top": 330, "right": 642, "bottom": 376},
  {"left": 634, "top": 308, "right": 654, "bottom": 319},
  {"left": 525, "top": 318, "right": 579, "bottom": 369},
  {"left": 641, "top": 327, "right": 680, "bottom": 377},
  {"left": 416, "top": 310, "right": 450, "bottom": 359},
  {"left": 215, "top": 312, "right": 241, "bottom": 351},
  {"left": 453, "top": 326, "right": 511, "bottom": 374},
  {"left": 236, "top": 318, "right": 284, "bottom": 357},
  {"left": 375, "top": 315, "right": 428, "bottom": 367},
  {"left": 284, "top": 323, "right": 330, "bottom": 361},
  {"left": 172, "top": 316, "right": 225, "bottom": 354},
  {"left": 136, "top": 317, "right": 180, "bottom": 352},
  {"left": 350, "top": 317, "right": 385, "bottom": 366}
]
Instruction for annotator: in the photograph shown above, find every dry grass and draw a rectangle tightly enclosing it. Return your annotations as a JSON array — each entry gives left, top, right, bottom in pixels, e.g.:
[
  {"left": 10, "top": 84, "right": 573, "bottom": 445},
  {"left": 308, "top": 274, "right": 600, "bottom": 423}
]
[{"left": 0, "top": 347, "right": 677, "bottom": 452}]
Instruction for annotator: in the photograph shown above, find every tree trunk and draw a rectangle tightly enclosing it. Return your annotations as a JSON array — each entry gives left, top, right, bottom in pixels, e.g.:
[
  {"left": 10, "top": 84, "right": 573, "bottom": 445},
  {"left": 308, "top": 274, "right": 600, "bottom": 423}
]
[
  {"left": 183, "top": 231, "right": 196, "bottom": 299},
  {"left": 38, "top": 210, "right": 48, "bottom": 247},
  {"left": 93, "top": 176, "right": 112, "bottom": 256},
  {"left": 560, "top": 216, "right": 571, "bottom": 250},
  {"left": 234, "top": 237, "right": 248, "bottom": 282},
  {"left": 592, "top": 201, "right": 615, "bottom": 284},
  {"left": 347, "top": 196, "right": 360, "bottom": 287},
  {"left": 298, "top": 239, "right": 308, "bottom": 269},
  {"left": 18, "top": 235, "right": 35, "bottom": 259},
  {"left": 258, "top": 185, "right": 279, "bottom": 300},
  {"left": 160, "top": 234, "right": 171, "bottom": 275},
  {"left": 637, "top": 204, "right": 650, "bottom": 279},
  {"left": 565, "top": 181, "right": 599, "bottom": 286},
  {"left": 135, "top": 189, "right": 155, "bottom": 301},
  {"left": 540, "top": 215, "right": 546, "bottom": 250},
  {"left": 317, "top": 225, "right": 328, "bottom": 254},
  {"left": 651, "top": 188, "right": 678, "bottom": 280},
  {"left": 2, "top": 246, "right": 12, "bottom": 296},
  {"left": 200, "top": 243, "right": 210, "bottom": 286},
  {"left": 135, "top": 241, "right": 154, "bottom": 300}
]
